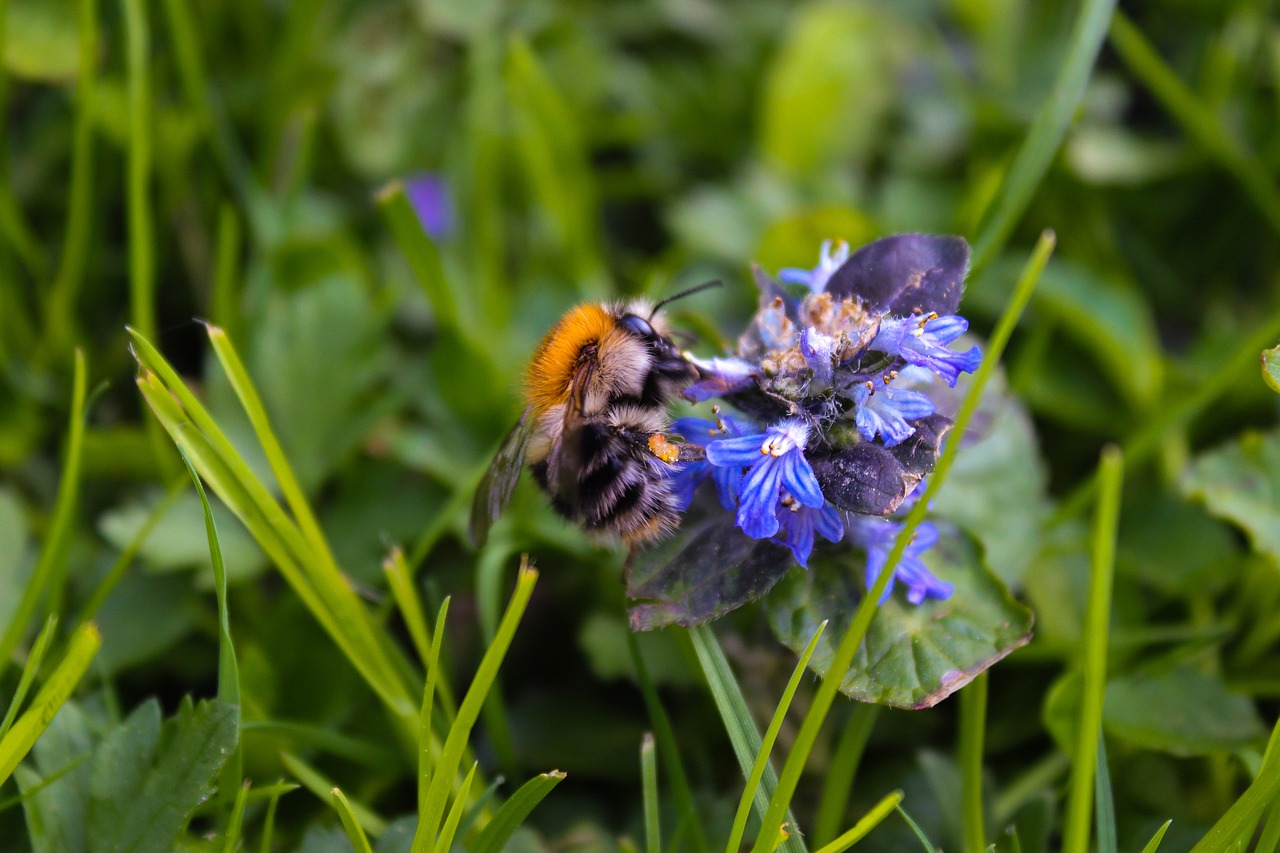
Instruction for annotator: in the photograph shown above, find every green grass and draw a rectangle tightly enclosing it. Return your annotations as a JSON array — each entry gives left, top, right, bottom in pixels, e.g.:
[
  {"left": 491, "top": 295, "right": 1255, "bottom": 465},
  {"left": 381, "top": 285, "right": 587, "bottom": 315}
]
[{"left": 3, "top": 1, "right": 1280, "bottom": 850}]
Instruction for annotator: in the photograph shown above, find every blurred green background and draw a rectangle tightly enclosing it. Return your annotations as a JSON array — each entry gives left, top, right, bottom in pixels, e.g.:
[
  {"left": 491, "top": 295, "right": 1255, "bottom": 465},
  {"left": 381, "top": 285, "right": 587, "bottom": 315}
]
[{"left": 3, "top": 0, "right": 1280, "bottom": 849}]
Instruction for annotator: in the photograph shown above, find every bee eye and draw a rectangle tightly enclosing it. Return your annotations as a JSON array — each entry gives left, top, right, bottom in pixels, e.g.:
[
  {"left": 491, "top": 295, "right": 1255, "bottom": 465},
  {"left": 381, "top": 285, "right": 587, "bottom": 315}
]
[{"left": 620, "top": 314, "right": 656, "bottom": 339}]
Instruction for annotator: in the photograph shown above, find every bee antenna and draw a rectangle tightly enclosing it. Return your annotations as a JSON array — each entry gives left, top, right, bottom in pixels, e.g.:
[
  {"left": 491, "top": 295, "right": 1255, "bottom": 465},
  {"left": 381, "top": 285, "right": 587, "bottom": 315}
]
[{"left": 650, "top": 279, "right": 722, "bottom": 318}]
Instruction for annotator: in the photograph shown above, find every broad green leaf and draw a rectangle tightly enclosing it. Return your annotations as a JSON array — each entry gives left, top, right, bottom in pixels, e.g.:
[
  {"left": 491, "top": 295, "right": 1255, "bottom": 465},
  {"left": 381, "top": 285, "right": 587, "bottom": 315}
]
[
  {"left": 769, "top": 528, "right": 1033, "bottom": 708},
  {"left": 87, "top": 697, "right": 238, "bottom": 851},
  {"left": 1116, "top": 494, "right": 1237, "bottom": 596},
  {"left": 1035, "top": 260, "right": 1163, "bottom": 408},
  {"left": 1182, "top": 429, "right": 1280, "bottom": 562},
  {"left": 98, "top": 492, "right": 265, "bottom": 584},
  {"left": 1264, "top": 345, "right": 1280, "bottom": 394},
  {"left": 759, "top": 2, "right": 903, "bottom": 176},
  {"left": 246, "top": 276, "right": 396, "bottom": 492},
  {"left": 932, "top": 375, "right": 1049, "bottom": 586},
  {"left": 0, "top": 487, "right": 33, "bottom": 631},
  {"left": 1103, "top": 667, "right": 1266, "bottom": 756},
  {"left": 16, "top": 700, "right": 96, "bottom": 853},
  {"left": 4, "top": 0, "right": 79, "bottom": 81}
]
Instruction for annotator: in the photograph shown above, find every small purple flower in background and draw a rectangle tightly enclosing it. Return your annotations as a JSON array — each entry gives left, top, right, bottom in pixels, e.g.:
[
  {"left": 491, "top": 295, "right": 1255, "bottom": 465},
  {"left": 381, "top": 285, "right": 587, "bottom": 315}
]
[
  {"left": 404, "top": 173, "right": 453, "bottom": 239},
  {"left": 850, "top": 517, "right": 953, "bottom": 605},
  {"left": 776, "top": 500, "right": 844, "bottom": 567},
  {"left": 852, "top": 381, "right": 936, "bottom": 447},
  {"left": 779, "top": 239, "right": 850, "bottom": 293},
  {"left": 869, "top": 313, "right": 981, "bottom": 387},
  {"left": 705, "top": 419, "right": 824, "bottom": 539}
]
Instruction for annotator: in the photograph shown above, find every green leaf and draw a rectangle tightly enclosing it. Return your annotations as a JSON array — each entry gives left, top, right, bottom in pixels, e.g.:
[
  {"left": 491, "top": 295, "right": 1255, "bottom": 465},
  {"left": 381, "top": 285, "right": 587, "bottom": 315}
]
[
  {"left": 4, "top": 0, "right": 79, "bottom": 81},
  {"left": 759, "top": 2, "right": 903, "bottom": 176},
  {"left": 932, "top": 375, "right": 1049, "bottom": 586},
  {"left": 16, "top": 699, "right": 95, "bottom": 853},
  {"left": 245, "top": 276, "right": 395, "bottom": 492},
  {"left": 1182, "top": 428, "right": 1280, "bottom": 562},
  {"left": 1034, "top": 260, "right": 1163, "bottom": 409},
  {"left": 769, "top": 527, "right": 1034, "bottom": 708},
  {"left": 88, "top": 697, "right": 238, "bottom": 851},
  {"left": 0, "top": 488, "right": 33, "bottom": 632},
  {"left": 1103, "top": 667, "right": 1266, "bottom": 755},
  {"left": 97, "top": 491, "right": 265, "bottom": 583},
  {"left": 1263, "top": 345, "right": 1280, "bottom": 395}
]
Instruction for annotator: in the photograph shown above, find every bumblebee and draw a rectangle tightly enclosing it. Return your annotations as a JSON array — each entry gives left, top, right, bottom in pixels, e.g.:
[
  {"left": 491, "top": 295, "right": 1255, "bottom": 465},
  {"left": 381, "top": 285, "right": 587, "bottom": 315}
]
[{"left": 470, "top": 293, "right": 710, "bottom": 548}]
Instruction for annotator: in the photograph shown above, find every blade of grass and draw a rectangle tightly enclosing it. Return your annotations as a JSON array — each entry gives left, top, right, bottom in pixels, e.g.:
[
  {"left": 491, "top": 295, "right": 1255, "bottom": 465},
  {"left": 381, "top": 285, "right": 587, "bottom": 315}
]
[
  {"left": 896, "top": 805, "right": 937, "bottom": 853},
  {"left": 814, "top": 704, "right": 881, "bottom": 847},
  {"left": 281, "top": 752, "right": 387, "bottom": 837},
  {"left": 1140, "top": 820, "right": 1173, "bottom": 853},
  {"left": 331, "top": 787, "right": 375, "bottom": 853},
  {"left": 420, "top": 598, "right": 451, "bottom": 814},
  {"left": 970, "top": 0, "right": 1116, "bottom": 270},
  {"left": 158, "top": 0, "right": 273, "bottom": 242},
  {"left": 204, "top": 324, "right": 410, "bottom": 705},
  {"left": 415, "top": 561, "right": 537, "bottom": 846},
  {"left": 131, "top": 331, "right": 416, "bottom": 723},
  {"left": 993, "top": 751, "right": 1069, "bottom": 825},
  {"left": 959, "top": 673, "right": 989, "bottom": 853},
  {"left": 475, "top": 538, "right": 517, "bottom": 776},
  {"left": 688, "top": 625, "right": 805, "bottom": 853},
  {"left": 430, "top": 762, "right": 478, "bottom": 853},
  {"left": 455, "top": 775, "right": 506, "bottom": 842},
  {"left": 629, "top": 632, "right": 710, "bottom": 853},
  {"left": 724, "top": 622, "right": 827, "bottom": 853},
  {"left": 642, "top": 734, "right": 660, "bottom": 853},
  {"left": 1095, "top": 737, "right": 1117, "bottom": 853},
  {"left": 258, "top": 778, "right": 292, "bottom": 853},
  {"left": 1062, "top": 446, "right": 1123, "bottom": 853},
  {"left": 1109, "top": 11, "right": 1280, "bottom": 236},
  {"left": 0, "top": 753, "right": 89, "bottom": 812},
  {"left": 0, "top": 351, "right": 86, "bottom": 669},
  {"left": 752, "top": 232, "right": 1054, "bottom": 853},
  {"left": 469, "top": 771, "right": 566, "bottom": 853},
  {"left": 376, "top": 182, "right": 463, "bottom": 334},
  {"left": 123, "top": 0, "right": 154, "bottom": 343},
  {"left": 181, "top": 447, "right": 242, "bottom": 821},
  {"left": 44, "top": 0, "right": 98, "bottom": 346},
  {"left": 0, "top": 617, "right": 59, "bottom": 739},
  {"left": 385, "top": 548, "right": 459, "bottom": 720},
  {"left": 210, "top": 202, "right": 242, "bottom": 340},
  {"left": 240, "top": 721, "right": 399, "bottom": 767},
  {"left": 1188, "top": 716, "right": 1280, "bottom": 853},
  {"left": 814, "top": 790, "right": 903, "bottom": 853},
  {"left": 0, "top": 623, "right": 101, "bottom": 786},
  {"left": 223, "top": 781, "right": 251, "bottom": 853}
]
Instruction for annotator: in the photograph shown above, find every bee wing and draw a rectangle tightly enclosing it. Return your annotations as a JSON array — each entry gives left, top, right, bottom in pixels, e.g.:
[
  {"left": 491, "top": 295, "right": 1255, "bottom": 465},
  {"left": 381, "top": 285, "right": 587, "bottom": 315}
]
[{"left": 469, "top": 409, "right": 535, "bottom": 548}]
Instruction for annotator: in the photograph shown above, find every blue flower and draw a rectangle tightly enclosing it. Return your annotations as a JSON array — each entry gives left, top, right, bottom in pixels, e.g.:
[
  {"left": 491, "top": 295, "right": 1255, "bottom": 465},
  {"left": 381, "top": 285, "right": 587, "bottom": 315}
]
[
  {"left": 668, "top": 415, "right": 746, "bottom": 511},
  {"left": 850, "top": 518, "right": 953, "bottom": 605},
  {"left": 779, "top": 240, "right": 850, "bottom": 293},
  {"left": 705, "top": 419, "right": 824, "bottom": 539},
  {"left": 800, "top": 328, "right": 835, "bottom": 386},
  {"left": 404, "top": 173, "right": 453, "bottom": 239},
  {"left": 776, "top": 500, "right": 844, "bottom": 567},
  {"left": 684, "top": 356, "right": 758, "bottom": 402},
  {"left": 869, "top": 314, "right": 981, "bottom": 387},
  {"left": 852, "top": 381, "right": 936, "bottom": 447}
]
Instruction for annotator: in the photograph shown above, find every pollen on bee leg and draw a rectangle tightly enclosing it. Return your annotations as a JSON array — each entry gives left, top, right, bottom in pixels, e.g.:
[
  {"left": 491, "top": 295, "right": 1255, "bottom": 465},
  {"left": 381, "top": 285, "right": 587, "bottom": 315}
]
[{"left": 647, "top": 434, "right": 681, "bottom": 464}]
